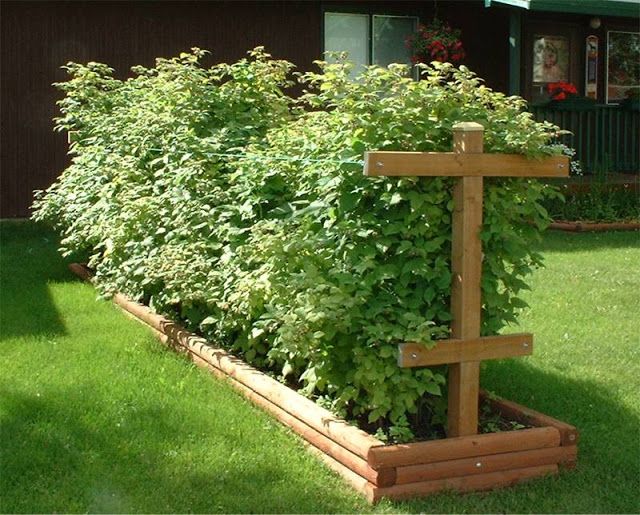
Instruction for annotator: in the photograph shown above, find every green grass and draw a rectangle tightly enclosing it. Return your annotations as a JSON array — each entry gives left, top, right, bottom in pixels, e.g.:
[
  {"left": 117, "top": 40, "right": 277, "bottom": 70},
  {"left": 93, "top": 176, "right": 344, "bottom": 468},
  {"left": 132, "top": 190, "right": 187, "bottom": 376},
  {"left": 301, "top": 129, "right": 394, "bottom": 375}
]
[{"left": 1, "top": 221, "right": 639, "bottom": 513}]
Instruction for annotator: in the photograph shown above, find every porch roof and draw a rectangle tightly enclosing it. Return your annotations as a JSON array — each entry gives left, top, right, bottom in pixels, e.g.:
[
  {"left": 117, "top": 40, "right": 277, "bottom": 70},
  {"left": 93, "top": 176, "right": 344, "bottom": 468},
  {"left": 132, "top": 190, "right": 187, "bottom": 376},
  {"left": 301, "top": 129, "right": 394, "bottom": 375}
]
[{"left": 485, "top": 0, "right": 640, "bottom": 17}]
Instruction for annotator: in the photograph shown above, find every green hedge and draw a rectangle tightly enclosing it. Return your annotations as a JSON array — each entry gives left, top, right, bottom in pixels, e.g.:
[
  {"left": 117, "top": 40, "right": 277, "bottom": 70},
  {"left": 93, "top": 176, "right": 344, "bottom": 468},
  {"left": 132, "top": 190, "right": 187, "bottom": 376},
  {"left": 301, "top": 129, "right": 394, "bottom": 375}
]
[{"left": 34, "top": 49, "right": 561, "bottom": 441}]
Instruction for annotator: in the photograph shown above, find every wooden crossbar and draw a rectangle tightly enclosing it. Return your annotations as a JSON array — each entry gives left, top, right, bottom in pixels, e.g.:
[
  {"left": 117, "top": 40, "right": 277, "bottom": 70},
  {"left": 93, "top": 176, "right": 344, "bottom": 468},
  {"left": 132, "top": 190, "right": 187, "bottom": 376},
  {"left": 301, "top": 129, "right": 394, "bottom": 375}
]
[
  {"left": 398, "top": 334, "right": 533, "bottom": 368},
  {"left": 363, "top": 121, "right": 569, "bottom": 438},
  {"left": 364, "top": 152, "right": 569, "bottom": 177}
]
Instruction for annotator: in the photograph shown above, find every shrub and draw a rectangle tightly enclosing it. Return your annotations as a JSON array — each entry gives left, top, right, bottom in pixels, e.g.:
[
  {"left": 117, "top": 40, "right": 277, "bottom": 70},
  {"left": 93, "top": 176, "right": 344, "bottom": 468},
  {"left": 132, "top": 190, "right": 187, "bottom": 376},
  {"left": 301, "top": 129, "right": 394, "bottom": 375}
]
[
  {"left": 34, "top": 50, "right": 561, "bottom": 441},
  {"left": 540, "top": 162, "right": 639, "bottom": 223}
]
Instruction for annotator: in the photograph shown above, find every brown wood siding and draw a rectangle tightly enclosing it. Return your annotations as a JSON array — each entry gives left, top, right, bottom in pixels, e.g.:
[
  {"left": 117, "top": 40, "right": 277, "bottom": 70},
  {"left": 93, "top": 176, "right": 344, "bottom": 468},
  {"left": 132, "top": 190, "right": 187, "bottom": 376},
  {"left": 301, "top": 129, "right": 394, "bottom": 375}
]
[
  {"left": 1, "top": 1, "right": 510, "bottom": 218},
  {"left": 437, "top": 1, "right": 511, "bottom": 94},
  {"left": 0, "top": 1, "right": 322, "bottom": 218}
]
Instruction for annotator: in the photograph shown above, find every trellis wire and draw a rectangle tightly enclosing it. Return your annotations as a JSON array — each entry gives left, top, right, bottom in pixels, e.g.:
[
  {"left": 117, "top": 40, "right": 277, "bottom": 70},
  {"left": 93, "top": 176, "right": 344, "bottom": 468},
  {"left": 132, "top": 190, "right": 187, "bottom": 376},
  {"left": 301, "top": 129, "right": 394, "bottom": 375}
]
[
  {"left": 149, "top": 148, "right": 365, "bottom": 166},
  {"left": 72, "top": 136, "right": 366, "bottom": 166}
]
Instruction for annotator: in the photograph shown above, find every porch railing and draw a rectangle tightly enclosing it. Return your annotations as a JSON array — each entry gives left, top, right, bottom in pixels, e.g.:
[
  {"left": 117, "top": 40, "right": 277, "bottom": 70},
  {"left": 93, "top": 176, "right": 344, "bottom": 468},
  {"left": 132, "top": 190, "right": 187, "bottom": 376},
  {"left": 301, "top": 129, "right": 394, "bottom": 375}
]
[{"left": 530, "top": 104, "right": 640, "bottom": 174}]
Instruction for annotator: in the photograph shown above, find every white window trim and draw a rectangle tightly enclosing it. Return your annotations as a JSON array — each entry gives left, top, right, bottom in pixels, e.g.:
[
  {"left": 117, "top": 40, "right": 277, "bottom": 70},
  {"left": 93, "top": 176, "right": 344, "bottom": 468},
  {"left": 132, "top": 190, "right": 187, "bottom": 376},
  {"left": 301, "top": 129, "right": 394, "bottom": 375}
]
[
  {"left": 323, "top": 11, "right": 419, "bottom": 74},
  {"left": 606, "top": 29, "right": 640, "bottom": 104}
]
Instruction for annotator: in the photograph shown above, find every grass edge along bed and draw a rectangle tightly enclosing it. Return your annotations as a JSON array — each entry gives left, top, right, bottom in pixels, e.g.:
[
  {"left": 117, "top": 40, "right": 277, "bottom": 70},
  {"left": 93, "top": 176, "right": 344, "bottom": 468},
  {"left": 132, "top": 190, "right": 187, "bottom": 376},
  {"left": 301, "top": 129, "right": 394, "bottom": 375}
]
[{"left": 68, "top": 262, "right": 578, "bottom": 503}]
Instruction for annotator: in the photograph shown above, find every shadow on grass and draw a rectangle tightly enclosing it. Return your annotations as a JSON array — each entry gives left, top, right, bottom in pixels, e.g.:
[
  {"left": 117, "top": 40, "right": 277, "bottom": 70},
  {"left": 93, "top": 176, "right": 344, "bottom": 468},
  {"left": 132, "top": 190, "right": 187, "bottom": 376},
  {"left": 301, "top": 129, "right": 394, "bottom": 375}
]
[
  {"left": 482, "top": 358, "right": 639, "bottom": 481},
  {"left": 0, "top": 385, "right": 358, "bottom": 513},
  {"left": 0, "top": 221, "right": 74, "bottom": 341},
  {"left": 537, "top": 229, "right": 640, "bottom": 253},
  {"left": 395, "top": 358, "right": 640, "bottom": 513}
]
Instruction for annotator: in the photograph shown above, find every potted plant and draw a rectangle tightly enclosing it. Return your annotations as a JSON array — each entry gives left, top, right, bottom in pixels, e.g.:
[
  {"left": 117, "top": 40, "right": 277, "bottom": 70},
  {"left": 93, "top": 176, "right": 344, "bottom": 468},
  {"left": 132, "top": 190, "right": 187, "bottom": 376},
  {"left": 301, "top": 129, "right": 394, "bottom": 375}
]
[{"left": 546, "top": 81, "right": 596, "bottom": 111}]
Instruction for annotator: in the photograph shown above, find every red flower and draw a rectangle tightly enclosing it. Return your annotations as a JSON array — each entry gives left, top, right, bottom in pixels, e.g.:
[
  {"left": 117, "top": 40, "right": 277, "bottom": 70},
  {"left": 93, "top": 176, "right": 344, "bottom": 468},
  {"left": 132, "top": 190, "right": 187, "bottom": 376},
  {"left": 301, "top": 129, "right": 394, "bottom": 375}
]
[
  {"left": 547, "top": 81, "right": 579, "bottom": 101},
  {"left": 408, "top": 18, "right": 465, "bottom": 65}
]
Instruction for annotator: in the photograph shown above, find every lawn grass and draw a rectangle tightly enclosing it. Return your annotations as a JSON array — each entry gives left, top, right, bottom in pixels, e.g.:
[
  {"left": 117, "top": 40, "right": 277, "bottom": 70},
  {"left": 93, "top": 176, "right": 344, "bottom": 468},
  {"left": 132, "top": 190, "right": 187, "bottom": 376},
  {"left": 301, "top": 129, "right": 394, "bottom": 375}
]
[{"left": 1, "top": 221, "right": 639, "bottom": 513}]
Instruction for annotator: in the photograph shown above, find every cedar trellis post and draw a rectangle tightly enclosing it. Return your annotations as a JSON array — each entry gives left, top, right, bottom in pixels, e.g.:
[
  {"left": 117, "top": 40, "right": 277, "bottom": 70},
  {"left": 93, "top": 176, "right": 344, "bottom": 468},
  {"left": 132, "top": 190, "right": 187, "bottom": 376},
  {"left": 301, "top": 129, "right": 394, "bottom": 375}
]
[{"left": 364, "top": 122, "right": 569, "bottom": 437}]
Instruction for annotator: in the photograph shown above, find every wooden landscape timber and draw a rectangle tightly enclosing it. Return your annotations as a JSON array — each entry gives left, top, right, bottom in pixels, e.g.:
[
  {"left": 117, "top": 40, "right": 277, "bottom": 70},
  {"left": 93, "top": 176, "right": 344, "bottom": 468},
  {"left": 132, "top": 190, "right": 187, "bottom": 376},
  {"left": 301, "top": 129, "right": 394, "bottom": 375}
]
[
  {"left": 548, "top": 221, "right": 640, "bottom": 232},
  {"left": 67, "top": 122, "right": 577, "bottom": 502},
  {"left": 70, "top": 262, "right": 577, "bottom": 503},
  {"left": 479, "top": 390, "right": 579, "bottom": 450}
]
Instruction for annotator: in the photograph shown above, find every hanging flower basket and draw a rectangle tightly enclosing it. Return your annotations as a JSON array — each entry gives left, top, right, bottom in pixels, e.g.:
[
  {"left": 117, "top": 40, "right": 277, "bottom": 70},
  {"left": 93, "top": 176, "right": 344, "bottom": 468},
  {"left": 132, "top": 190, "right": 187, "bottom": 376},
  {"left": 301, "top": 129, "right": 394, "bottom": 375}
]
[{"left": 406, "top": 19, "right": 466, "bottom": 65}]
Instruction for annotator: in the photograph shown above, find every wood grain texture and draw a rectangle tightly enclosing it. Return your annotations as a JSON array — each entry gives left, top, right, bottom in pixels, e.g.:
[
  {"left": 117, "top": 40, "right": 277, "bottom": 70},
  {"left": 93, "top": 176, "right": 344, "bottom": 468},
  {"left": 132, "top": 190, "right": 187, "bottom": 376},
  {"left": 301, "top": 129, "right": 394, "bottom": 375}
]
[
  {"left": 367, "top": 426, "right": 561, "bottom": 469},
  {"left": 369, "top": 464, "right": 558, "bottom": 502},
  {"left": 0, "top": 0, "right": 322, "bottom": 217},
  {"left": 395, "top": 445, "right": 576, "bottom": 484},
  {"left": 480, "top": 390, "right": 579, "bottom": 446},
  {"left": 448, "top": 125, "right": 484, "bottom": 437},
  {"left": 398, "top": 333, "right": 533, "bottom": 367},
  {"left": 363, "top": 152, "right": 570, "bottom": 177},
  {"left": 447, "top": 360, "right": 480, "bottom": 436}
]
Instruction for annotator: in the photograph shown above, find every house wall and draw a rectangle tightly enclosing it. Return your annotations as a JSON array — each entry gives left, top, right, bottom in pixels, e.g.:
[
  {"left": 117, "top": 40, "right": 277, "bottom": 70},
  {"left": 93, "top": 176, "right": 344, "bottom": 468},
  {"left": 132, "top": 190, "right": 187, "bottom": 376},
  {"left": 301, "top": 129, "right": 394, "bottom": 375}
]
[
  {"left": 1, "top": 1, "right": 322, "bottom": 218},
  {"left": 519, "top": 10, "right": 640, "bottom": 103},
  {"left": 0, "top": 1, "right": 510, "bottom": 218}
]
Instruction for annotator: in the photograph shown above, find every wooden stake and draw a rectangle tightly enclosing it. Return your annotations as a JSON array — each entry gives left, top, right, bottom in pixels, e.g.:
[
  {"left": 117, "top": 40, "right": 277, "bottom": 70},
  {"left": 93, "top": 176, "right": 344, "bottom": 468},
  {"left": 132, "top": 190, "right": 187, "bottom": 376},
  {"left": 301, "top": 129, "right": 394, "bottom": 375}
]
[{"left": 448, "top": 122, "right": 484, "bottom": 437}]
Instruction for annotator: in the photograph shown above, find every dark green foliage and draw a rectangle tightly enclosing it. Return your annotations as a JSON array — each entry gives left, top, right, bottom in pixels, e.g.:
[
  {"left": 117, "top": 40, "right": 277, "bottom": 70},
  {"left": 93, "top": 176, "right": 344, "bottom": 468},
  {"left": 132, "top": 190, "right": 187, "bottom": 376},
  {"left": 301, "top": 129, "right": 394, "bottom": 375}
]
[
  {"left": 33, "top": 50, "right": 562, "bottom": 440},
  {"left": 542, "top": 183, "right": 639, "bottom": 223}
]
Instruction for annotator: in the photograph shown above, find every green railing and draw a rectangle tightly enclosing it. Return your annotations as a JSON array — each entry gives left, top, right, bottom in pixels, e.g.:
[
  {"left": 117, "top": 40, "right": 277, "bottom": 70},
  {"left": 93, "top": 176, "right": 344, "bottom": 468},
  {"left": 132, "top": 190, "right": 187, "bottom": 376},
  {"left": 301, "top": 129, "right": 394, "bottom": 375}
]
[{"left": 530, "top": 104, "right": 640, "bottom": 174}]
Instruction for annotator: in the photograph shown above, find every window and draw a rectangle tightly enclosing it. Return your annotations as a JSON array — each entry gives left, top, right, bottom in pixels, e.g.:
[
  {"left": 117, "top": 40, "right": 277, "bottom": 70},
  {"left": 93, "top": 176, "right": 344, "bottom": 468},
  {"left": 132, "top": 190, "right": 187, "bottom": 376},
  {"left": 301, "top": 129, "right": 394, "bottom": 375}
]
[
  {"left": 324, "top": 13, "right": 369, "bottom": 70},
  {"left": 606, "top": 31, "right": 640, "bottom": 103},
  {"left": 372, "top": 15, "right": 417, "bottom": 68},
  {"left": 324, "top": 12, "right": 418, "bottom": 76}
]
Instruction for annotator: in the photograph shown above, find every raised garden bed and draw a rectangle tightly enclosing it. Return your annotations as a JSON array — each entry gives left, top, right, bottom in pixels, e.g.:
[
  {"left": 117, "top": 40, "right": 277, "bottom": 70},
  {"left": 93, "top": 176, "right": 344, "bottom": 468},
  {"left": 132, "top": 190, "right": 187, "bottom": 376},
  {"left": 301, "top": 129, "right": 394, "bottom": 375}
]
[
  {"left": 65, "top": 124, "right": 580, "bottom": 502},
  {"left": 69, "top": 262, "right": 578, "bottom": 503}
]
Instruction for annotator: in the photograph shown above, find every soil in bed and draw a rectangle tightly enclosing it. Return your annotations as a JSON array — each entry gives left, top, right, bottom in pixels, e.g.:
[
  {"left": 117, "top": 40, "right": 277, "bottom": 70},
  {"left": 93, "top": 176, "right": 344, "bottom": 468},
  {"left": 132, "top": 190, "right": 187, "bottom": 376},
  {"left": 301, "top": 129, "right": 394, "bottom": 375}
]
[
  {"left": 276, "top": 368, "right": 531, "bottom": 444},
  {"left": 349, "top": 396, "right": 531, "bottom": 443}
]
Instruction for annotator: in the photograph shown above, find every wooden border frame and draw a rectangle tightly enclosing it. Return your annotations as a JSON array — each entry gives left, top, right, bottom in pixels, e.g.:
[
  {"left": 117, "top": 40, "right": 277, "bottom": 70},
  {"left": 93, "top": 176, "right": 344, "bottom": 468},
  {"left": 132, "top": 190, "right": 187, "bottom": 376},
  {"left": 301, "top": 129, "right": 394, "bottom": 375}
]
[
  {"left": 549, "top": 221, "right": 640, "bottom": 232},
  {"left": 69, "top": 263, "right": 578, "bottom": 503}
]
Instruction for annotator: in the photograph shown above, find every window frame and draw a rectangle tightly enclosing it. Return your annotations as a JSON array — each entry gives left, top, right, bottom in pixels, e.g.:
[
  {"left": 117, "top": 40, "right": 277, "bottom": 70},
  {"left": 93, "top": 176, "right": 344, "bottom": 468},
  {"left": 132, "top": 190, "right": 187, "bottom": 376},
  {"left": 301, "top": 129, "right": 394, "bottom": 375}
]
[
  {"left": 371, "top": 14, "right": 419, "bottom": 69},
  {"left": 322, "top": 10, "right": 419, "bottom": 73},
  {"left": 605, "top": 29, "right": 640, "bottom": 104}
]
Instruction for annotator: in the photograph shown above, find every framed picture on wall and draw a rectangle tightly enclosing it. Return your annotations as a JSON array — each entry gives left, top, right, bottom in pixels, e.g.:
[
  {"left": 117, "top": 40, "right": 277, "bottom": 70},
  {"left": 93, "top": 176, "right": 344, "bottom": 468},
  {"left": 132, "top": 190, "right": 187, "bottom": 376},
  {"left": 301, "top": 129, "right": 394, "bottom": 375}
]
[
  {"left": 533, "top": 35, "right": 570, "bottom": 83},
  {"left": 606, "top": 31, "right": 640, "bottom": 103},
  {"left": 524, "top": 23, "right": 580, "bottom": 104}
]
